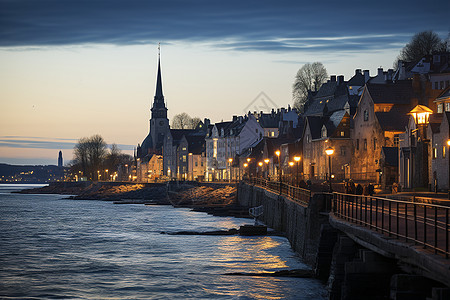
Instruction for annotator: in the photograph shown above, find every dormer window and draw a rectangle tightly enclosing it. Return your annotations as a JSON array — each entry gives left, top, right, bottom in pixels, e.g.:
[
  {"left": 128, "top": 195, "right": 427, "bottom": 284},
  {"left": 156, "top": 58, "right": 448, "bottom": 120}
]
[
  {"left": 321, "top": 126, "right": 327, "bottom": 138},
  {"left": 364, "top": 110, "right": 369, "bottom": 121}
]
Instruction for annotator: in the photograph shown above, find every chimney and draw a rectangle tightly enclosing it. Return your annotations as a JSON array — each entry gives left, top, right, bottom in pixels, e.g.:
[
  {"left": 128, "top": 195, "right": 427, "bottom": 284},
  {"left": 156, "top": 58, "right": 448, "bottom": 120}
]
[
  {"left": 387, "top": 69, "right": 393, "bottom": 81},
  {"left": 398, "top": 61, "right": 406, "bottom": 80},
  {"left": 232, "top": 115, "right": 237, "bottom": 122},
  {"left": 330, "top": 75, "right": 336, "bottom": 82},
  {"left": 355, "top": 69, "right": 362, "bottom": 75},
  {"left": 204, "top": 118, "right": 210, "bottom": 128},
  {"left": 363, "top": 70, "right": 370, "bottom": 82},
  {"left": 377, "top": 68, "right": 384, "bottom": 77},
  {"left": 337, "top": 75, "right": 344, "bottom": 85}
]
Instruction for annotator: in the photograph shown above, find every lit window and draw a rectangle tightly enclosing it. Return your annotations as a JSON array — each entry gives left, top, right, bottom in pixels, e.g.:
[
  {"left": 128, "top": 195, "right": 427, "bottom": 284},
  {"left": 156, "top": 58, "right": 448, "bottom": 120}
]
[
  {"left": 433, "top": 148, "right": 437, "bottom": 159},
  {"left": 340, "top": 131, "right": 345, "bottom": 137},
  {"left": 443, "top": 146, "right": 446, "bottom": 158}
]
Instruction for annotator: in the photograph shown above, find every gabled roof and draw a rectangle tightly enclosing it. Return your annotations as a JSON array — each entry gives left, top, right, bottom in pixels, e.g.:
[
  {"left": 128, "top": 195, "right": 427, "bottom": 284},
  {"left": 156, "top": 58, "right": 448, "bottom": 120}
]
[
  {"left": 185, "top": 135, "right": 205, "bottom": 154},
  {"left": 375, "top": 106, "right": 410, "bottom": 132},
  {"left": 257, "top": 113, "right": 280, "bottom": 128},
  {"left": 305, "top": 116, "right": 324, "bottom": 140},
  {"left": 366, "top": 81, "right": 413, "bottom": 105},
  {"left": 347, "top": 71, "right": 366, "bottom": 86},
  {"left": 435, "top": 87, "right": 450, "bottom": 102}
]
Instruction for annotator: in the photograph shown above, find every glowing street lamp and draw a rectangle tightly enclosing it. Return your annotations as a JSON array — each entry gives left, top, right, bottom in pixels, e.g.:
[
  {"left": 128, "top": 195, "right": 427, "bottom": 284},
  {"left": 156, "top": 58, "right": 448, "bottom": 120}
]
[
  {"left": 409, "top": 105, "right": 433, "bottom": 126},
  {"left": 258, "top": 161, "right": 263, "bottom": 178},
  {"left": 275, "top": 150, "right": 281, "bottom": 192},
  {"left": 293, "top": 156, "right": 300, "bottom": 186},
  {"left": 325, "top": 147, "right": 334, "bottom": 192},
  {"left": 228, "top": 158, "right": 233, "bottom": 182},
  {"left": 448, "top": 140, "right": 450, "bottom": 199}
]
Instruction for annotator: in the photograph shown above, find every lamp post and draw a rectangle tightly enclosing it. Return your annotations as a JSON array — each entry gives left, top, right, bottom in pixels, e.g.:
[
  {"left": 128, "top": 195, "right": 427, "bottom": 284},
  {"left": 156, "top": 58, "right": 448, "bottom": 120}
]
[
  {"left": 408, "top": 105, "right": 433, "bottom": 189},
  {"left": 325, "top": 147, "right": 334, "bottom": 192},
  {"left": 228, "top": 158, "right": 233, "bottom": 182},
  {"left": 247, "top": 158, "right": 251, "bottom": 178},
  {"left": 289, "top": 162, "right": 294, "bottom": 185},
  {"left": 264, "top": 158, "right": 270, "bottom": 179},
  {"left": 448, "top": 140, "right": 450, "bottom": 199},
  {"left": 275, "top": 150, "right": 281, "bottom": 193},
  {"left": 293, "top": 156, "right": 300, "bottom": 187},
  {"left": 258, "top": 162, "right": 263, "bottom": 179}
]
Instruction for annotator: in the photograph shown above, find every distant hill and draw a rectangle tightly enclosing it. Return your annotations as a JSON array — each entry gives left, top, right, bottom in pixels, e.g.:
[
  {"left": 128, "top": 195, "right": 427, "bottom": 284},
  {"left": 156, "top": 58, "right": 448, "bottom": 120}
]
[{"left": 0, "top": 163, "right": 67, "bottom": 183}]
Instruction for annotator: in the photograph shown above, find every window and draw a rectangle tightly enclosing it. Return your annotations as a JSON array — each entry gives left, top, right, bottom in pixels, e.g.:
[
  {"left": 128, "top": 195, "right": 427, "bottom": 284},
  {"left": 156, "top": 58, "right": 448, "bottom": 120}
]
[
  {"left": 182, "top": 147, "right": 187, "bottom": 151},
  {"left": 394, "top": 135, "right": 399, "bottom": 147},
  {"left": 433, "top": 148, "right": 437, "bottom": 159},
  {"left": 435, "top": 82, "right": 439, "bottom": 90},
  {"left": 364, "top": 110, "right": 369, "bottom": 121},
  {"left": 443, "top": 146, "right": 446, "bottom": 159},
  {"left": 340, "top": 131, "right": 345, "bottom": 137},
  {"left": 438, "top": 103, "right": 443, "bottom": 113},
  {"left": 321, "top": 126, "right": 327, "bottom": 138},
  {"left": 340, "top": 146, "right": 346, "bottom": 156},
  {"left": 373, "top": 138, "right": 377, "bottom": 150},
  {"left": 195, "top": 162, "right": 198, "bottom": 167},
  {"left": 201, "top": 162, "right": 204, "bottom": 167},
  {"left": 182, "top": 155, "right": 186, "bottom": 162},
  {"left": 446, "top": 103, "right": 450, "bottom": 112},
  {"left": 356, "top": 139, "right": 359, "bottom": 150},
  {"left": 364, "top": 139, "right": 367, "bottom": 150},
  {"left": 441, "top": 81, "right": 444, "bottom": 89}
]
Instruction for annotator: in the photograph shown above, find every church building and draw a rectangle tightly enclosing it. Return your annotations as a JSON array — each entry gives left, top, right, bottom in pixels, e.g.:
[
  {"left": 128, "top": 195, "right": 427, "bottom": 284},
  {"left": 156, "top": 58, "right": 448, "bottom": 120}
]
[
  {"left": 135, "top": 48, "right": 170, "bottom": 182},
  {"left": 137, "top": 49, "right": 170, "bottom": 158}
]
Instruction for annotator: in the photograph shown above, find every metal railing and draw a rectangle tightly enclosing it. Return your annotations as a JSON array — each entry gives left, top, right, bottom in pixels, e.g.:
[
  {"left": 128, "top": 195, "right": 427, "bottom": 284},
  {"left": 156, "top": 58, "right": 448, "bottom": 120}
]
[
  {"left": 244, "top": 178, "right": 311, "bottom": 205},
  {"left": 333, "top": 192, "right": 450, "bottom": 259}
]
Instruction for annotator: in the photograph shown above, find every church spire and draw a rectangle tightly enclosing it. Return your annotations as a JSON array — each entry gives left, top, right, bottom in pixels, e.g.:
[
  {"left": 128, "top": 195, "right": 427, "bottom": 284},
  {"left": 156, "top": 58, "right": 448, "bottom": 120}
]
[{"left": 154, "top": 43, "right": 164, "bottom": 102}]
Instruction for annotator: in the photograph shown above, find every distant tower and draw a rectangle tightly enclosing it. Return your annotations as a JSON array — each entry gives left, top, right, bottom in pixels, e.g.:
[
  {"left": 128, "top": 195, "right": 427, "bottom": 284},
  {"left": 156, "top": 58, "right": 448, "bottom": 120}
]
[
  {"left": 58, "top": 151, "right": 63, "bottom": 167},
  {"left": 138, "top": 44, "right": 170, "bottom": 157}
]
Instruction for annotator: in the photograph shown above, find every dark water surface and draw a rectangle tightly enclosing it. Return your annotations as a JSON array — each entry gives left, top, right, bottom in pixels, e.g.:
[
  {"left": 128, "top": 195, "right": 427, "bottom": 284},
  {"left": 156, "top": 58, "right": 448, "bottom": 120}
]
[{"left": 0, "top": 184, "right": 326, "bottom": 299}]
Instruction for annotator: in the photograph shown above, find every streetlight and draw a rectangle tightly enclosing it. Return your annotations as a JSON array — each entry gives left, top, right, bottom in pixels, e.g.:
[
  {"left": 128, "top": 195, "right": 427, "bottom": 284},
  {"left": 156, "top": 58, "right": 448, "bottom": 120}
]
[
  {"left": 293, "top": 156, "right": 300, "bottom": 186},
  {"left": 264, "top": 158, "right": 270, "bottom": 179},
  {"left": 325, "top": 147, "right": 334, "bottom": 192},
  {"left": 448, "top": 140, "right": 450, "bottom": 199},
  {"left": 228, "top": 158, "right": 233, "bottom": 182},
  {"left": 289, "top": 161, "right": 294, "bottom": 185},
  {"left": 275, "top": 150, "right": 281, "bottom": 193},
  {"left": 258, "top": 161, "right": 263, "bottom": 179}
]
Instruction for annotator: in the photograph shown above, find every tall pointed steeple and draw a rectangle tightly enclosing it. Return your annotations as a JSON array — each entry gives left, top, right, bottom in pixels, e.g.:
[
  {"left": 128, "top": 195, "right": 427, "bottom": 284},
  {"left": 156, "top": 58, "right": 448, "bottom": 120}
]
[
  {"left": 154, "top": 43, "right": 164, "bottom": 104},
  {"left": 139, "top": 43, "right": 170, "bottom": 157}
]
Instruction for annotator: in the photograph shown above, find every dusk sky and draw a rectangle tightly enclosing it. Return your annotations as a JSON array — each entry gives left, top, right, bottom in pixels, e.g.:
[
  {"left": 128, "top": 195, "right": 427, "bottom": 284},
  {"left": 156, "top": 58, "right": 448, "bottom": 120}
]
[{"left": 1, "top": 0, "right": 449, "bottom": 165}]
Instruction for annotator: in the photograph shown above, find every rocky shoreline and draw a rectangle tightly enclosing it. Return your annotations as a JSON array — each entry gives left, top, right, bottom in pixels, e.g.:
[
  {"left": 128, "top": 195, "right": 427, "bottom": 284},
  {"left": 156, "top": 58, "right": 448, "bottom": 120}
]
[{"left": 16, "top": 181, "right": 251, "bottom": 218}]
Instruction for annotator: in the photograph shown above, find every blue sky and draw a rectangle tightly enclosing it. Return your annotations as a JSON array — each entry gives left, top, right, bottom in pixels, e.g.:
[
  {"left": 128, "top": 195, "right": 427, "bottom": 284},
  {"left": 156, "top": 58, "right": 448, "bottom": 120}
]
[{"left": 0, "top": 0, "right": 449, "bottom": 165}]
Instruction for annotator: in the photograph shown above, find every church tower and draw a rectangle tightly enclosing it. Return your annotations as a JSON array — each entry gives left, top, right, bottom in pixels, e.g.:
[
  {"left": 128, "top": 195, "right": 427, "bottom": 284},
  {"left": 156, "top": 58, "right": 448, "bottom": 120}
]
[{"left": 139, "top": 45, "right": 170, "bottom": 157}]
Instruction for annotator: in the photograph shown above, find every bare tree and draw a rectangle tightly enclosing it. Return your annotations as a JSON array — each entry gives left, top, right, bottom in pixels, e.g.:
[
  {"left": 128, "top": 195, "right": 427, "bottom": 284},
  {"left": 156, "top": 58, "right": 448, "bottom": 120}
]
[
  {"left": 172, "top": 113, "right": 201, "bottom": 129},
  {"left": 293, "top": 62, "right": 328, "bottom": 112},
  {"left": 189, "top": 117, "right": 202, "bottom": 129},
  {"left": 72, "top": 134, "right": 107, "bottom": 180},
  {"left": 396, "top": 31, "right": 446, "bottom": 66}
]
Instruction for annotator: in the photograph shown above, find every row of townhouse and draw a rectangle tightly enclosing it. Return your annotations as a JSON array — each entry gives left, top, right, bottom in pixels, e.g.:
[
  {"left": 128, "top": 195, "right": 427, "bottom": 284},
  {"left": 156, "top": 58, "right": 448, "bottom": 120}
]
[
  {"left": 134, "top": 50, "right": 450, "bottom": 188},
  {"left": 236, "top": 52, "right": 450, "bottom": 192}
]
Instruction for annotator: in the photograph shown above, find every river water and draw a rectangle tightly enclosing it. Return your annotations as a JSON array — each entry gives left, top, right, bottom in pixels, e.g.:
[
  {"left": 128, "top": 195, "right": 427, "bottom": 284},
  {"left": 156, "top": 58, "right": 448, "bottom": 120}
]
[{"left": 0, "top": 184, "right": 326, "bottom": 299}]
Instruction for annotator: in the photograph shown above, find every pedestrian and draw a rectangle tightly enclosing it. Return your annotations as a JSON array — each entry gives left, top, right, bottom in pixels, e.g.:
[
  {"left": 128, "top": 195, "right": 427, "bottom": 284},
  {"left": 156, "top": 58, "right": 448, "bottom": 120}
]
[
  {"left": 368, "top": 183, "right": 374, "bottom": 196},
  {"left": 349, "top": 180, "right": 356, "bottom": 194},
  {"left": 355, "top": 184, "right": 363, "bottom": 195}
]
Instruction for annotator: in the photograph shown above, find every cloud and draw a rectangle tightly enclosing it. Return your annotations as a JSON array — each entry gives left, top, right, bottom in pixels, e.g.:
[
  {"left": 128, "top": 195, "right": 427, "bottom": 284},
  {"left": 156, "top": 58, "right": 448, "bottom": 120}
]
[
  {"left": 1, "top": 0, "right": 448, "bottom": 53},
  {"left": 0, "top": 136, "right": 134, "bottom": 151}
]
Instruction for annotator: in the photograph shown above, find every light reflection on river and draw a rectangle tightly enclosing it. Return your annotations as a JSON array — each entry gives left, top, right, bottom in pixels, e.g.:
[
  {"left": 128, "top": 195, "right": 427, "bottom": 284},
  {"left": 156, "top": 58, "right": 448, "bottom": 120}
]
[{"left": 0, "top": 184, "right": 327, "bottom": 299}]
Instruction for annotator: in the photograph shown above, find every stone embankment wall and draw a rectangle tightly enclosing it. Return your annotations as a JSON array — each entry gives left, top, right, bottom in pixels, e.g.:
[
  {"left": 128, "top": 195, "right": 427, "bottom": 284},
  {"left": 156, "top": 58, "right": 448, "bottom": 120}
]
[
  {"left": 237, "top": 182, "right": 450, "bottom": 300},
  {"left": 237, "top": 182, "right": 330, "bottom": 267}
]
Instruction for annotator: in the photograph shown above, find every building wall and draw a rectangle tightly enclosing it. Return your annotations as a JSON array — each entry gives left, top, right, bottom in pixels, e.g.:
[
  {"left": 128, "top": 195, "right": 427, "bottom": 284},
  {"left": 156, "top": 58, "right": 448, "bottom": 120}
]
[
  {"left": 430, "top": 114, "right": 450, "bottom": 190},
  {"left": 351, "top": 90, "right": 384, "bottom": 181}
]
